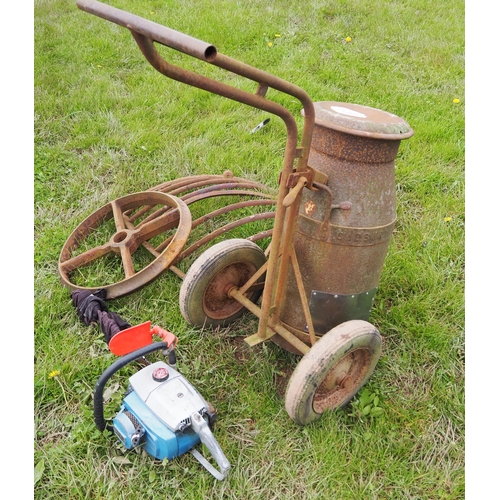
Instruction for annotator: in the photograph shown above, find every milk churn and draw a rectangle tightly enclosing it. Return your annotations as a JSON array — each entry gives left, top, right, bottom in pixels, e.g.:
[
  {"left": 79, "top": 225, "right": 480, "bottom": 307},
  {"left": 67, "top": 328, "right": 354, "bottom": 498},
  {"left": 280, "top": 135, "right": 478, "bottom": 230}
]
[{"left": 279, "top": 101, "right": 414, "bottom": 349}]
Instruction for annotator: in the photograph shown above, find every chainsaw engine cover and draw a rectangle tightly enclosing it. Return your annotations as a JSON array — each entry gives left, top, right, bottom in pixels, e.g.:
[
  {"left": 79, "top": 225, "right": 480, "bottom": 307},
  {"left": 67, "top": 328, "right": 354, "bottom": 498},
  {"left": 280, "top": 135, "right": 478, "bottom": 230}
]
[{"left": 113, "top": 361, "right": 214, "bottom": 460}]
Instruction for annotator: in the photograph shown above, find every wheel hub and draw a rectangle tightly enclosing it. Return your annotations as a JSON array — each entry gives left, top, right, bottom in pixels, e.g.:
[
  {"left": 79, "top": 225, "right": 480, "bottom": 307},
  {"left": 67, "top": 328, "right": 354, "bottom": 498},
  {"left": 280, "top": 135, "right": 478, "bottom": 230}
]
[
  {"left": 312, "top": 347, "right": 372, "bottom": 413},
  {"left": 110, "top": 229, "right": 137, "bottom": 251},
  {"left": 202, "top": 262, "right": 257, "bottom": 320}
]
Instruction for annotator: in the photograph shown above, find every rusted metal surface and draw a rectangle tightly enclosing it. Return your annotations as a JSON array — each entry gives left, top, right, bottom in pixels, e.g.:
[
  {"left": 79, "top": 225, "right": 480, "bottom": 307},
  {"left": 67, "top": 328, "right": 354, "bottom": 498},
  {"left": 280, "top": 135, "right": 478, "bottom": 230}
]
[
  {"left": 76, "top": 0, "right": 218, "bottom": 62},
  {"left": 312, "top": 101, "right": 414, "bottom": 140},
  {"left": 58, "top": 174, "right": 276, "bottom": 298},
  {"left": 280, "top": 102, "right": 413, "bottom": 344},
  {"left": 150, "top": 172, "right": 277, "bottom": 261},
  {"left": 74, "top": 0, "right": 317, "bottom": 353},
  {"left": 312, "top": 348, "right": 372, "bottom": 413},
  {"left": 70, "top": 2, "right": 413, "bottom": 360},
  {"left": 203, "top": 262, "right": 258, "bottom": 320},
  {"left": 58, "top": 191, "right": 192, "bottom": 298}
]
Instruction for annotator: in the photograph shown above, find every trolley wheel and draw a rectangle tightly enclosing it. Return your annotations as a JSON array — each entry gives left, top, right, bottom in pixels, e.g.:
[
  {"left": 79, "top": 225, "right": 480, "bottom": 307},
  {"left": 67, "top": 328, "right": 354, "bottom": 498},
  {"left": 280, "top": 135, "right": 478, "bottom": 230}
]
[
  {"left": 284, "top": 320, "right": 382, "bottom": 425},
  {"left": 179, "top": 239, "right": 266, "bottom": 327}
]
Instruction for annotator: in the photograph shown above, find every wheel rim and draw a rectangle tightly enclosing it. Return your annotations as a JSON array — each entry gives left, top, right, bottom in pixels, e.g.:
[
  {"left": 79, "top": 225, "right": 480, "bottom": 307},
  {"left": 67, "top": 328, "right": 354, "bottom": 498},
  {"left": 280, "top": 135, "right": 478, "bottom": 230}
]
[
  {"left": 58, "top": 191, "right": 191, "bottom": 298},
  {"left": 202, "top": 261, "right": 257, "bottom": 320},
  {"left": 312, "top": 347, "right": 372, "bottom": 413}
]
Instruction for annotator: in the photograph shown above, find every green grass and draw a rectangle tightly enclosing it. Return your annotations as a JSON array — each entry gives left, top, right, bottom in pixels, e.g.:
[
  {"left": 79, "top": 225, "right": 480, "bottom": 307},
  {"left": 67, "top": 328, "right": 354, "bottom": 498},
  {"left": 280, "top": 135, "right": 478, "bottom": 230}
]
[{"left": 34, "top": 0, "right": 464, "bottom": 498}]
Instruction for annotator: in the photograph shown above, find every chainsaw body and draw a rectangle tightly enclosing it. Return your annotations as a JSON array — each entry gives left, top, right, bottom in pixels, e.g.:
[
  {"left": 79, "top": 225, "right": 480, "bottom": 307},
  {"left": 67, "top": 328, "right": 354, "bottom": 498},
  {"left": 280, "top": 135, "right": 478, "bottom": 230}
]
[
  {"left": 94, "top": 341, "right": 230, "bottom": 480},
  {"left": 114, "top": 361, "right": 214, "bottom": 461}
]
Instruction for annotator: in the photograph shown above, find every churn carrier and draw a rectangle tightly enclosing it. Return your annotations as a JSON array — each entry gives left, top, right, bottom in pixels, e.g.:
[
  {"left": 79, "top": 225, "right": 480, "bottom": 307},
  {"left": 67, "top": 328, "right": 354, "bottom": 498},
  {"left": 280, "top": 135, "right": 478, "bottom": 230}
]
[{"left": 59, "top": 0, "right": 413, "bottom": 425}]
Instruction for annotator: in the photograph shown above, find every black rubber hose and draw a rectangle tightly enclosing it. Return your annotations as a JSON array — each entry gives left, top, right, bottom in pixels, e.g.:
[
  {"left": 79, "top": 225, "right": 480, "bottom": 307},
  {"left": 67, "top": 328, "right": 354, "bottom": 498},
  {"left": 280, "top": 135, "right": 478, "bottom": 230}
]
[{"left": 93, "top": 342, "right": 168, "bottom": 432}]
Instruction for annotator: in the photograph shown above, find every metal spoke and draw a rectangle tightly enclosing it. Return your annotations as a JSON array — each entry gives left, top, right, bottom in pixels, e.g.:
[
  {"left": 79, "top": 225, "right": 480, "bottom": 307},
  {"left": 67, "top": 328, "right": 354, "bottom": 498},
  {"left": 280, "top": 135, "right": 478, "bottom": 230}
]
[{"left": 58, "top": 243, "right": 112, "bottom": 274}]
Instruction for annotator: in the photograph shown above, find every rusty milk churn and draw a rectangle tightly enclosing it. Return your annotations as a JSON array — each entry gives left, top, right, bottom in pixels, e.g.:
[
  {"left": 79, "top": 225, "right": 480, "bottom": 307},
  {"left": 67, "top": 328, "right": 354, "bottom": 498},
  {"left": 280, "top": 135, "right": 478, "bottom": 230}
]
[{"left": 279, "top": 101, "right": 413, "bottom": 351}]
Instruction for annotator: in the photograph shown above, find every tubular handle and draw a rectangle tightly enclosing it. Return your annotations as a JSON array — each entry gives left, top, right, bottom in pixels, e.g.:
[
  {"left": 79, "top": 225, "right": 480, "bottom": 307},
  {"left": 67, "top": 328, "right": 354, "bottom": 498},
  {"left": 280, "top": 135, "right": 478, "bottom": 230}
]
[
  {"left": 76, "top": 0, "right": 217, "bottom": 61},
  {"left": 75, "top": 1, "right": 316, "bottom": 173},
  {"left": 93, "top": 342, "right": 169, "bottom": 432},
  {"left": 282, "top": 176, "right": 308, "bottom": 207},
  {"left": 75, "top": 1, "right": 314, "bottom": 131}
]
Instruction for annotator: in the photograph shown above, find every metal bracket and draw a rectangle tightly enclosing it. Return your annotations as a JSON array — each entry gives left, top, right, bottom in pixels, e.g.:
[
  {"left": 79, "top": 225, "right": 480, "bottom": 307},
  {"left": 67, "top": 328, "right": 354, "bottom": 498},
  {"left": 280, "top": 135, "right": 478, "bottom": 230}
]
[
  {"left": 286, "top": 167, "right": 328, "bottom": 191},
  {"left": 244, "top": 329, "right": 276, "bottom": 346}
]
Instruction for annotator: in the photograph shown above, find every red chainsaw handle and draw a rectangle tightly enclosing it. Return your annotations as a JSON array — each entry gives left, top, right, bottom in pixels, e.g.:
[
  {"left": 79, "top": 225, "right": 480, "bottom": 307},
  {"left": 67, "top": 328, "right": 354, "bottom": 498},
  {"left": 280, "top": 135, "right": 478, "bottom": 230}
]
[
  {"left": 76, "top": 0, "right": 217, "bottom": 61},
  {"left": 151, "top": 325, "right": 178, "bottom": 349}
]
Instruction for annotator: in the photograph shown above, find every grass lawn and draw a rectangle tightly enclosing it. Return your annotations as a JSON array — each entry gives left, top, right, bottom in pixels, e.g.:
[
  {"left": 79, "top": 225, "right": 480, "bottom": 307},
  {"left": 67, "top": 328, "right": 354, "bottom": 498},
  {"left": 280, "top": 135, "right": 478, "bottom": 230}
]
[{"left": 33, "top": 0, "right": 466, "bottom": 498}]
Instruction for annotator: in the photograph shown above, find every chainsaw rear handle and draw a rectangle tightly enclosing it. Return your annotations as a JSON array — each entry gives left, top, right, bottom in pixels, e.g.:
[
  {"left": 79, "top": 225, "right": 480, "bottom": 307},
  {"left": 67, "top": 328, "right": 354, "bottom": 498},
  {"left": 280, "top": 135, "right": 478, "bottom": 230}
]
[{"left": 94, "top": 342, "right": 169, "bottom": 432}]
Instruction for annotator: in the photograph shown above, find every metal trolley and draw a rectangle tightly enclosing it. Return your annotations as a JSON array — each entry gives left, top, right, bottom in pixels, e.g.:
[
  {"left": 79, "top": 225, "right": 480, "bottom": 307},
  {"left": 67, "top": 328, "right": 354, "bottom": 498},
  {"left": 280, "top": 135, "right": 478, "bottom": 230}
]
[{"left": 59, "top": 0, "right": 413, "bottom": 425}]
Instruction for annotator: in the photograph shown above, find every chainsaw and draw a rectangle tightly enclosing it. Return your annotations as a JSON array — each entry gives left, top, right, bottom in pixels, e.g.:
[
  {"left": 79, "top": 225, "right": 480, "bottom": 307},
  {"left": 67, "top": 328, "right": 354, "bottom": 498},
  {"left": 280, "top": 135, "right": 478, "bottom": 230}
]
[{"left": 93, "top": 321, "right": 231, "bottom": 481}]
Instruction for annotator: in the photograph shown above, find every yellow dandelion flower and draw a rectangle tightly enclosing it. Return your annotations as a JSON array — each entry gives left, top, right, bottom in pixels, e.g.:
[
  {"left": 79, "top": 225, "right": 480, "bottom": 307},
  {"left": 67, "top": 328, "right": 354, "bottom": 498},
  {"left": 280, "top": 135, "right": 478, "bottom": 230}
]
[
  {"left": 444, "top": 217, "right": 452, "bottom": 222},
  {"left": 345, "top": 37, "right": 352, "bottom": 42},
  {"left": 48, "top": 370, "right": 61, "bottom": 379},
  {"left": 453, "top": 98, "right": 460, "bottom": 104},
  {"left": 268, "top": 42, "right": 273, "bottom": 47},
  {"left": 275, "top": 34, "right": 281, "bottom": 38}
]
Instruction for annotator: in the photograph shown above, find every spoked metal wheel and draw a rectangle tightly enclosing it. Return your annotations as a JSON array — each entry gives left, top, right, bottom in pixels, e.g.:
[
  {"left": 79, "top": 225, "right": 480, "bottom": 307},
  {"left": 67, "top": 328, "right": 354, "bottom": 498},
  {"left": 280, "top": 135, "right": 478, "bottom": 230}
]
[
  {"left": 58, "top": 191, "right": 192, "bottom": 298},
  {"left": 179, "top": 239, "right": 266, "bottom": 327},
  {"left": 285, "top": 320, "right": 382, "bottom": 425}
]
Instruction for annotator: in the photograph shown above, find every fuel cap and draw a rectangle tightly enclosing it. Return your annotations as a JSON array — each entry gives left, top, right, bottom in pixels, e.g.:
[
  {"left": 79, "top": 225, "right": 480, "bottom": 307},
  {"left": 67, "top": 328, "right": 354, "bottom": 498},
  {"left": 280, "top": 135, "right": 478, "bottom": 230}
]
[{"left": 152, "top": 366, "right": 169, "bottom": 382}]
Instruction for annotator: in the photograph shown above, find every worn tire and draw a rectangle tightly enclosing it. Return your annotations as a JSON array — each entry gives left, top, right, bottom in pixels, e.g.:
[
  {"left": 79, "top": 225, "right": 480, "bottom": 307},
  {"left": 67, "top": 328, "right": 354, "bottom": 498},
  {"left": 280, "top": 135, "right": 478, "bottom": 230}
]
[
  {"left": 179, "top": 239, "right": 266, "bottom": 327},
  {"left": 285, "top": 320, "right": 382, "bottom": 425}
]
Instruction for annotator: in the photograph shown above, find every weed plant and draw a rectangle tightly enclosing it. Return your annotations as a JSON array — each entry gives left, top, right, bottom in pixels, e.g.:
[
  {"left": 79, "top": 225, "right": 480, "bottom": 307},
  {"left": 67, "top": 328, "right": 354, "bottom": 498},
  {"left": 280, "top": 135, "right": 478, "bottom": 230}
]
[{"left": 34, "top": 0, "right": 464, "bottom": 498}]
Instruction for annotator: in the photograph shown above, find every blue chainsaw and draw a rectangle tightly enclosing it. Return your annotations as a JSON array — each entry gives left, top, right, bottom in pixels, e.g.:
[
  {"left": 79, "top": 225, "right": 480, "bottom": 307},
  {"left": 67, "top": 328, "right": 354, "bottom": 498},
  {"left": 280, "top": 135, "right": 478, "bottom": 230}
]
[{"left": 93, "top": 321, "right": 231, "bottom": 481}]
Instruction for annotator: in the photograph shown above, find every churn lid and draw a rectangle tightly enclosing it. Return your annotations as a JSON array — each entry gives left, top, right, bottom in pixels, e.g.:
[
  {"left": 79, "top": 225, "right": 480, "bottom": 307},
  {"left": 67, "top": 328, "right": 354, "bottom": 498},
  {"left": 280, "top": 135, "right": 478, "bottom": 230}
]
[{"left": 303, "top": 101, "right": 414, "bottom": 140}]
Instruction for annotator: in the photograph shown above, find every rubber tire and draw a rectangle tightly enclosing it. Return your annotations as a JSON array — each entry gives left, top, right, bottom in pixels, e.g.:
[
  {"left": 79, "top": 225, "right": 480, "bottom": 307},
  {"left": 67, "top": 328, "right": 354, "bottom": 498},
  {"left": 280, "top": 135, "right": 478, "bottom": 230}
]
[
  {"left": 285, "top": 320, "right": 382, "bottom": 425},
  {"left": 179, "top": 239, "right": 266, "bottom": 327}
]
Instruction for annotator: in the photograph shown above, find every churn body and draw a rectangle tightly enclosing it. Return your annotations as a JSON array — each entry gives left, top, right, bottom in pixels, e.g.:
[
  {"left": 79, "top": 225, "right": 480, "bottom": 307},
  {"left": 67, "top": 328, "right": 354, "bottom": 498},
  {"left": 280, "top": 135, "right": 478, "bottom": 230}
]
[{"left": 280, "top": 102, "right": 413, "bottom": 347}]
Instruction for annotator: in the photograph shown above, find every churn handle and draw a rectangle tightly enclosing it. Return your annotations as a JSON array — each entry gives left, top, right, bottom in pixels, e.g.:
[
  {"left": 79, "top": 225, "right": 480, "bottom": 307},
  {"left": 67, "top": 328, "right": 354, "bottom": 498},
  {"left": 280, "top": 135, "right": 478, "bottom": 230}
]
[{"left": 75, "top": 0, "right": 315, "bottom": 165}]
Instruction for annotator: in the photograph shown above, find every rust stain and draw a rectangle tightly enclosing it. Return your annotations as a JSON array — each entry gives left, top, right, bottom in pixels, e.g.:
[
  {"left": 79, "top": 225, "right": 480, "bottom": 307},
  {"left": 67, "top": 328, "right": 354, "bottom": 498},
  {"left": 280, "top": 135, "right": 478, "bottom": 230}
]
[{"left": 304, "top": 200, "right": 316, "bottom": 216}]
